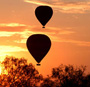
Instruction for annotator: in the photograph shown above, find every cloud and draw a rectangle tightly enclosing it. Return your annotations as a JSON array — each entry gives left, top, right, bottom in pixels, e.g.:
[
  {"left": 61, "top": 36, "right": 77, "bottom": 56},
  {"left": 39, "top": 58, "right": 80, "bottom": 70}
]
[
  {"left": 54, "top": 38, "right": 90, "bottom": 47},
  {"left": 13, "top": 26, "right": 75, "bottom": 44},
  {"left": 58, "top": 30, "right": 74, "bottom": 35},
  {"left": 0, "top": 23, "right": 27, "bottom": 32},
  {"left": 27, "top": 26, "right": 75, "bottom": 35},
  {"left": 0, "top": 23, "right": 89, "bottom": 47},
  {"left": 24, "top": 0, "right": 90, "bottom": 13},
  {"left": 0, "top": 31, "right": 30, "bottom": 37},
  {"left": 0, "top": 23, "right": 36, "bottom": 37},
  {"left": 0, "top": 23, "right": 26, "bottom": 27},
  {"left": 24, "top": 0, "right": 50, "bottom": 6},
  {"left": 0, "top": 31, "right": 20, "bottom": 37},
  {"left": 0, "top": 23, "right": 74, "bottom": 37},
  {"left": 12, "top": 28, "right": 90, "bottom": 47},
  {"left": 0, "top": 46, "right": 27, "bottom": 52}
]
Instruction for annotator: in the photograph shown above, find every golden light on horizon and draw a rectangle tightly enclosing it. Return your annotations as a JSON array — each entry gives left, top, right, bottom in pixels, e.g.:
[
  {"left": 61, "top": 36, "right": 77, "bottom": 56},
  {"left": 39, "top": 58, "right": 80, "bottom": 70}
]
[
  {"left": 0, "top": 52, "right": 9, "bottom": 62},
  {"left": 0, "top": 46, "right": 27, "bottom": 62},
  {"left": 0, "top": 66, "right": 2, "bottom": 75},
  {"left": 0, "top": 64, "right": 8, "bottom": 75}
]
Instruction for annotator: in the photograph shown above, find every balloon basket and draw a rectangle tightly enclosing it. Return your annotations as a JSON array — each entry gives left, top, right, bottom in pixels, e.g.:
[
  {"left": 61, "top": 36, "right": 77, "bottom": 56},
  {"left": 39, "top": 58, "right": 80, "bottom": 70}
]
[
  {"left": 42, "top": 26, "right": 45, "bottom": 28},
  {"left": 37, "top": 63, "right": 41, "bottom": 66}
]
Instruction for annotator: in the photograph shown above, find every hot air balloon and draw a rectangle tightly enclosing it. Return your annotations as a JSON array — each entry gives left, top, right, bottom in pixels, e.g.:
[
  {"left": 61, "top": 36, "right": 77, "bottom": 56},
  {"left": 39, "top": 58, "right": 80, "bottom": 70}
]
[
  {"left": 26, "top": 34, "right": 51, "bottom": 66},
  {"left": 35, "top": 6, "right": 53, "bottom": 28}
]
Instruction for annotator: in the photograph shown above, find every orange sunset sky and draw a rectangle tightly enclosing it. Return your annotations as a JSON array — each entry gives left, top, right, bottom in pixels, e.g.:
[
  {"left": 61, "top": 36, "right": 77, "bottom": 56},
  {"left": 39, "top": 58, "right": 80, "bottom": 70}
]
[{"left": 0, "top": 0, "right": 90, "bottom": 76}]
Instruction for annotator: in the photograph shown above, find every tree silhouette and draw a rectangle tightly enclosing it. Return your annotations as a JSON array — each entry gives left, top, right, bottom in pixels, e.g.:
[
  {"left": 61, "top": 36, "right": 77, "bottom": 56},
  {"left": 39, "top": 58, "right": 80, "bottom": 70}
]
[
  {"left": 40, "top": 64, "right": 90, "bottom": 87},
  {"left": 0, "top": 57, "right": 90, "bottom": 87},
  {"left": 0, "top": 56, "right": 43, "bottom": 87}
]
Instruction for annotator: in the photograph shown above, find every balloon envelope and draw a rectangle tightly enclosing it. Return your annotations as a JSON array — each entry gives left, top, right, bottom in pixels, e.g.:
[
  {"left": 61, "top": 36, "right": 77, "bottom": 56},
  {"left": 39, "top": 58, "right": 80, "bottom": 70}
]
[
  {"left": 35, "top": 6, "right": 53, "bottom": 28},
  {"left": 26, "top": 34, "right": 51, "bottom": 65}
]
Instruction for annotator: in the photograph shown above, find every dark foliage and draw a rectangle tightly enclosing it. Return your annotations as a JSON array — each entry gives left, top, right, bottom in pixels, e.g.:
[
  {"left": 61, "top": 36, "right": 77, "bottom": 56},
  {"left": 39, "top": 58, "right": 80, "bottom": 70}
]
[
  {"left": 40, "top": 65, "right": 90, "bottom": 87},
  {"left": 0, "top": 57, "right": 43, "bottom": 87},
  {"left": 0, "top": 57, "right": 90, "bottom": 87}
]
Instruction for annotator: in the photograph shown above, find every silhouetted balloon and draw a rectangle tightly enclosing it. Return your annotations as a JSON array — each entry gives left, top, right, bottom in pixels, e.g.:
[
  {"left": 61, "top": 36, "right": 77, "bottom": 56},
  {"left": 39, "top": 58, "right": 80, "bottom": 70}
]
[
  {"left": 35, "top": 6, "right": 53, "bottom": 28},
  {"left": 26, "top": 34, "right": 51, "bottom": 66}
]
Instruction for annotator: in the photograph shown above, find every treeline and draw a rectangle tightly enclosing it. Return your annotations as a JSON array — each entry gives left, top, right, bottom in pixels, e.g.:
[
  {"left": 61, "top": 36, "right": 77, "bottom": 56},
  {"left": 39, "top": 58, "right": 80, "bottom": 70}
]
[{"left": 0, "top": 57, "right": 90, "bottom": 87}]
